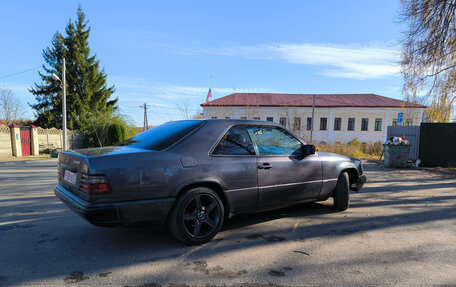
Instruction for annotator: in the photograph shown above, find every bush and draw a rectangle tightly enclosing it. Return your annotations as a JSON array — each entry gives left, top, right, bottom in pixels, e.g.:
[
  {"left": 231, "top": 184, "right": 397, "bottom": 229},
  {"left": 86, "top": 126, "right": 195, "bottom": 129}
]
[
  {"left": 83, "top": 112, "right": 136, "bottom": 147},
  {"left": 317, "top": 139, "right": 383, "bottom": 160}
]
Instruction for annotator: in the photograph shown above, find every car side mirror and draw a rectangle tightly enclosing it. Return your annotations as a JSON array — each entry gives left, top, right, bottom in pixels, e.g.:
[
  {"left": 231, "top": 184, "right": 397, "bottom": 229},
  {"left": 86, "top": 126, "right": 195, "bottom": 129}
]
[{"left": 302, "top": 144, "right": 315, "bottom": 155}]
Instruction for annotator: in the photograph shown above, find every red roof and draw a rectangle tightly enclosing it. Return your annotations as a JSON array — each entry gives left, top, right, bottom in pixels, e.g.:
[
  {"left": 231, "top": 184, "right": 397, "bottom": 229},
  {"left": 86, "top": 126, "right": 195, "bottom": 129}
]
[{"left": 202, "top": 93, "right": 427, "bottom": 108}]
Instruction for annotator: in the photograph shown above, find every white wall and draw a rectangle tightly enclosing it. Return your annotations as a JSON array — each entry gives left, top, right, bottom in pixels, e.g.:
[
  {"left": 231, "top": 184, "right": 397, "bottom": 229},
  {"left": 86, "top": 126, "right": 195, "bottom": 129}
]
[
  {"left": 0, "top": 125, "right": 12, "bottom": 156},
  {"left": 202, "top": 106, "right": 426, "bottom": 143}
]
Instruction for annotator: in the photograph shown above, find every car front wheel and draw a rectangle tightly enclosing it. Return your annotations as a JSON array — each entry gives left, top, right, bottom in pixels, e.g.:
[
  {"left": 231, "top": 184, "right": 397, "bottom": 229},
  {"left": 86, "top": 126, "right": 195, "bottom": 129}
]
[
  {"left": 333, "top": 172, "right": 350, "bottom": 211},
  {"left": 168, "top": 187, "right": 224, "bottom": 245}
]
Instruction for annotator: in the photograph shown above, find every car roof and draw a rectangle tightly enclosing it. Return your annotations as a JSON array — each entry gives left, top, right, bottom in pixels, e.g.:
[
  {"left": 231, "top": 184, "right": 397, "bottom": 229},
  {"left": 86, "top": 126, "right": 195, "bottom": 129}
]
[
  {"left": 202, "top": 118, "right": 282, "bottom": 126},
  {"left": 165, "top": 118, "right": 283, "bottom": 128}
]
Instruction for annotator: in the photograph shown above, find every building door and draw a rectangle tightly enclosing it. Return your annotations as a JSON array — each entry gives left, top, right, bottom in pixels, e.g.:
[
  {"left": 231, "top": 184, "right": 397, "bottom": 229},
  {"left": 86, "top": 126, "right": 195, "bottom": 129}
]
[{"left": 20, "top": 127, "right": 32, "bottom": 156}]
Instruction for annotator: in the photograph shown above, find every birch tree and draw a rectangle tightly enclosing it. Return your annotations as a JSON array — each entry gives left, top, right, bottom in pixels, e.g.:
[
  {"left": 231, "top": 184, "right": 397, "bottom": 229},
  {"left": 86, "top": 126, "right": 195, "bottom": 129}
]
[{"left": 401, "top": 0, "right": 456, "bottom": 122}]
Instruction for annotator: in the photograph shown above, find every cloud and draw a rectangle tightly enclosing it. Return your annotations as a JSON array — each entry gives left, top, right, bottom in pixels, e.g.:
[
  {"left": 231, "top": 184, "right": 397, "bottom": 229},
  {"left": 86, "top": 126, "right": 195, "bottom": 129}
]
[{"left": 169, "top": 42, "right": 401, "bottom": 80}]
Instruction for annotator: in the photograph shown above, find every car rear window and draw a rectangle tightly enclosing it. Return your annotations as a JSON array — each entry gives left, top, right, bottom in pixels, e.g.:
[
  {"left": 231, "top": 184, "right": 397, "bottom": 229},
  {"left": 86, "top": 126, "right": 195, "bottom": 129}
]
[{"left": 118, "top": 120, "right": 203, "bottom": 151}]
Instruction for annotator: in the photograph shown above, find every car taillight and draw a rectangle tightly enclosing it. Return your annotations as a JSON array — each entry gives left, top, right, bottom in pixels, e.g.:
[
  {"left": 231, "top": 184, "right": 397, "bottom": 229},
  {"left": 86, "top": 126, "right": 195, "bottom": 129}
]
[{"left": 80, "top": 174, "right": 111, "bottom": 194}]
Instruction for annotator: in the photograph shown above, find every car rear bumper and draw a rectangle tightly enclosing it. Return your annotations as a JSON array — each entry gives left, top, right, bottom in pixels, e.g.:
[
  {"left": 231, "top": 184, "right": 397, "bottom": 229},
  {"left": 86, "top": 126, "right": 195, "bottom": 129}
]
[{"left": 55, "top": 184, "right": 175, "bottom": 227}]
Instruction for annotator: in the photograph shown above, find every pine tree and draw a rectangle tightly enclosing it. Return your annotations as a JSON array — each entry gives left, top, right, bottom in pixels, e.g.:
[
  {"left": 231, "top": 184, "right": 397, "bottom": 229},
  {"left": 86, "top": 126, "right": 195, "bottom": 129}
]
[{"left": 30, "top": 7, "right": 117, "bottom": 129}]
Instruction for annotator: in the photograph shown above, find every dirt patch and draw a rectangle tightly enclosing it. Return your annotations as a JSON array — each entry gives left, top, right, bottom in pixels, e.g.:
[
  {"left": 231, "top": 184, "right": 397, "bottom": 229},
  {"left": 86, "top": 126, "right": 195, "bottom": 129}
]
[
  {"left": 246, "top": 234, "right": 286, "bottom": 242},
  {"left": 64, "top": 271, "right": 88, "bottom": 283},
  {"left": 192, "top": 260, "right": 209, "bottom": 274},
  {"left": 124, "top": 283, "right": 161, "bottom": 287},
  {"left": 264, "top": 235, "right": 285, "bottom": 242},
  {"left": 268, "top": 270, "right": 285, "bottom": 277},
  {"left": 191, "top": 261, "right": 247, "bottom": 278},
  {"left": 98, "top": 271, "right": 112, "bottom": 277},
  {"left": 246, "top": 234, "right": 263, "bottom": 240}
]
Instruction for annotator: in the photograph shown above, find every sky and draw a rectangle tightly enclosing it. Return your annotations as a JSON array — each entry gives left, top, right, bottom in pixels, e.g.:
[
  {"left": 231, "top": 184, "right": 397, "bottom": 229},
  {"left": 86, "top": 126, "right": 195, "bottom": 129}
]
[{"left": 0, "top": 0, "right": 406, "bottom": 126}]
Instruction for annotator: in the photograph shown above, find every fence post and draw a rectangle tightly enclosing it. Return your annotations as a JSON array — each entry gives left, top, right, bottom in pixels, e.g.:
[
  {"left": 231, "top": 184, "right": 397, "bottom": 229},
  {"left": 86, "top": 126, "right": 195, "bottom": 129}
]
[
  {"left": 59, "top": 130, "right": 63, "bottom": 149},
  {"left": 30, "top": 125, "right": 39, "bottom": 155},
  {"left": 9, "top": 124, "right": 22, "bottom": 157},
  {"left": 46, "top": 129, "right": 49, "bottom": 148}
]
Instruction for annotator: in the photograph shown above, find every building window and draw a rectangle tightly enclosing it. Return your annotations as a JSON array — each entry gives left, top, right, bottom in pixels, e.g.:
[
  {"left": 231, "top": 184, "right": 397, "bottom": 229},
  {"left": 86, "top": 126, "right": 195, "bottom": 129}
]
[
  {"left": 320, "top": 118, "right": 327, "bottom": 130},
  {"left": 293, "top": 117, "right": 301, "bottom": 131},
  {"left": 334, "top": 118, "right": 341, "bottom": 131},
  {"left": 392, "top": 118, "right": 397, "bottom": 126},
  {"left": 306, "top": 117, "right": 312, "bottom": 130},
  {"left": 348, "top": 118, "right": 355, "bottom": 131},
  {"left": 279, "top": 117, "right": 286, "bottom": 127},
  {"left": 211, "top": 116, "right": 218, "bottom": 119},
  {"left": 375, "top": 118, "right": 382, "bottom": 131},
  {"left": 266, "top": 117, "right": 273, "bottom": 122},
  {"left": 361, "top": 118, "right": 369, "bottom": 131},
  {"left": 240, "top": 116, "right": 247, "bottom": 119},
  {"left": 253, "top": 117, "right": 260, "bottom": 120},
  {"left": 405, "top": 119, "right": 413, "bottom": 126}
]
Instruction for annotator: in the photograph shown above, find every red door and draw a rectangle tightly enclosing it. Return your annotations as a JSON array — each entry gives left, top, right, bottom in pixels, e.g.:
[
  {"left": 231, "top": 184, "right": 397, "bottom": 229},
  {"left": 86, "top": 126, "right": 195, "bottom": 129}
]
[{"left": 20, "top": 127, "right": 31, "bottom": 156}]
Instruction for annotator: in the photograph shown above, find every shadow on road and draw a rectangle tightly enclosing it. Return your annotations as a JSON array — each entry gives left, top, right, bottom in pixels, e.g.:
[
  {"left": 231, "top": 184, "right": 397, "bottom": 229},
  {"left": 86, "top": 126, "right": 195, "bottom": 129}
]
[{"left": 1, "top": 162, "right": 455, "bottom": 286}]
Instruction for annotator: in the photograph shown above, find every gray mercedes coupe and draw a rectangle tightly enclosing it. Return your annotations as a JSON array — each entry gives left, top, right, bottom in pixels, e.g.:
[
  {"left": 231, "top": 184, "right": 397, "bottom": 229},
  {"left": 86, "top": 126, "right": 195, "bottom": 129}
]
[{"left": 55, "top": 119, "right": 366, "bottom": 245}]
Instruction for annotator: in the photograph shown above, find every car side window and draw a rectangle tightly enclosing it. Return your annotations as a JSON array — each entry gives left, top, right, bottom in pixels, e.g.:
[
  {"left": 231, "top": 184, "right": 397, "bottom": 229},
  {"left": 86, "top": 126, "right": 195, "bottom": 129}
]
[
  {"left": 246, "top": 125, "right": 303, "bottom": 156},
  {"left": 212, "top": 125, "right": 255, "bottom": 155}
]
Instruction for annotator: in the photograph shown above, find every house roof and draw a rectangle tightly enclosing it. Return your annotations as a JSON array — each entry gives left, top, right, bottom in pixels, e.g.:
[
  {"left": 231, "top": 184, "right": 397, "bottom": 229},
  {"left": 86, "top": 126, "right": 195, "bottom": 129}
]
[{"left": 201, "top": 93, "right": 427, "bottom": 109}]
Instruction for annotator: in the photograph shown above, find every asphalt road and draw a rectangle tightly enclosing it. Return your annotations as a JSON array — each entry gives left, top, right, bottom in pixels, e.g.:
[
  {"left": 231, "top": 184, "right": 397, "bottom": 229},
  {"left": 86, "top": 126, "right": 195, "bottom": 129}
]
[{"left": 0, "top": 159, "right": 455, "bottom": 286}]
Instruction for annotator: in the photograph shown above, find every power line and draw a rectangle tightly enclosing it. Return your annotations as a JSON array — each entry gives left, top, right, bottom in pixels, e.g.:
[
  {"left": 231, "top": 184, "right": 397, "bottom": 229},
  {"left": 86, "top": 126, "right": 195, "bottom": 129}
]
[
  {"left": 119, "top": 103, "right": 141, "bottom": 109},
  {"left": 119, "top": 103, "right": 181, "bottom": 111},
  {"left": 0, "top": 66, "right": 41, "bottom": 80}
]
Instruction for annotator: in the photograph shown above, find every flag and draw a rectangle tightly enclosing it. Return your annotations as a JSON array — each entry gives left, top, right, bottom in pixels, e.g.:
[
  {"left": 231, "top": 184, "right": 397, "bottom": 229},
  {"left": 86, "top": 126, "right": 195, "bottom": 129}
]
[{"left": 205, "top": 88, "right": 212, "bottom": 105}]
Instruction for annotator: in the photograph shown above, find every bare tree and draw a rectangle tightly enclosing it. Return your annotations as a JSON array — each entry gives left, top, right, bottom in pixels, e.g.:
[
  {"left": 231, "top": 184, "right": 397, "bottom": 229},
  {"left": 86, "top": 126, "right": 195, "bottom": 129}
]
[
  {"left": 238, "top": 105, "right": 260, "bottom": 119},
  {"left": 278, "top": 107, "right": 307, "bottom": 139},
  {"left": 401, "top": 0, "right": 456, "bottom": 122},
  {"left": 191, "top": 109, "right": 203, "bottom": 119},
  {"left": 0, "top": 87, "right": 28, "bottom": 121},
  {"left": 176, "top": 98, "right": 197, "bottom": 120}
]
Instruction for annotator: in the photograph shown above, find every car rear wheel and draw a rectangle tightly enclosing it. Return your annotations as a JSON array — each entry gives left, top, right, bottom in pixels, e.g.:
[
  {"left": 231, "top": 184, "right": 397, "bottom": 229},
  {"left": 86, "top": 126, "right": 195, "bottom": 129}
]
[
  {"left": 333, "top": 172, "right": 350, "bottom": 211},
  {"left": 168, "top": 187, "right": 224, "bottom": 245}
]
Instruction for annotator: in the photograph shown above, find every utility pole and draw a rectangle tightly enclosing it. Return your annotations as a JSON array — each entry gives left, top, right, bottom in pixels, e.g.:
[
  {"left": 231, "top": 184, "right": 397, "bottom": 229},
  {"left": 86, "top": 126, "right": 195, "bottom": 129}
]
[
  {"left": 310, "top": 95, "right": 315, "bottom": 143},
  {"left": 62, "top": 58, "right": 67, "bottom": 151},
  {"left": 143, "top": 102, "right": 148, "bottom": 131},
  {"left": 51, "top": 58, "right": 67, "bottom": 150}
]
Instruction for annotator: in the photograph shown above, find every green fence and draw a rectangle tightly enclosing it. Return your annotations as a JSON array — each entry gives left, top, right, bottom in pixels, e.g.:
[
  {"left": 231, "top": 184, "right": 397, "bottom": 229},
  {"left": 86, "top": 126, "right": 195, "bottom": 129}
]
[{"left": 419, "top": 123, "right": 456, "bottom": 167}]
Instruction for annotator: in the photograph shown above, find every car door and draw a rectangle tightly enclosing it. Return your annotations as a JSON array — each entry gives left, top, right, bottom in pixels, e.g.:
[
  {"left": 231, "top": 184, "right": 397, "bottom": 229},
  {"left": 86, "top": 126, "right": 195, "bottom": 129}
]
[
  {"left": 210, "top": 125, "right": 259, "bottom": 213},
  {"left": 246, "top": 125, "right": 322, "bottom": 208}
]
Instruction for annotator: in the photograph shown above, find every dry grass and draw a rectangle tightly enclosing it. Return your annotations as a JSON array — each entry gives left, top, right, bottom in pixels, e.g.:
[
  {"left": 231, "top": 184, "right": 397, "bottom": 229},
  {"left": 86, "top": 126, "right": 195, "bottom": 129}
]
[{"left": 316, "top": 138, "right": 383, "bottom": 160}]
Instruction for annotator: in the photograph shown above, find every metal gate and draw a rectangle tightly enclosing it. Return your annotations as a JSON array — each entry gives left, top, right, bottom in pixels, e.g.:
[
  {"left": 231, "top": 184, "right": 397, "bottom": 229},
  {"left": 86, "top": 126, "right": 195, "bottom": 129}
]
[
  {"left": 386, "top": 126, "right": 420, "bottom": 160},
  {"left": 20, "top": 127, "right": 31, "bottom": 156},
  {"left": 419, "top": 123, "right": 456, "bottom": 167}
]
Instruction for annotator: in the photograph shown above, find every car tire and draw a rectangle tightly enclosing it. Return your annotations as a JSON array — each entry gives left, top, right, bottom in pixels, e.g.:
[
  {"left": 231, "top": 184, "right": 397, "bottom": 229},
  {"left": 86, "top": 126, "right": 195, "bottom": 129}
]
[
  {"left": 168, "top": 187, "right": 224, "bottom": 245},
  {"left": 333, "top": 172, "right": 350, "bottom": 211}
]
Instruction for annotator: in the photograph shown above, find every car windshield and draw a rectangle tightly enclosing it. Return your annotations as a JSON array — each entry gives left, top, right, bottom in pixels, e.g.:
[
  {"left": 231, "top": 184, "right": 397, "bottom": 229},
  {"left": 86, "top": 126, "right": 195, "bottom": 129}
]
[{"left": 117, "top": 120, "right": 203, "bottom": 151}]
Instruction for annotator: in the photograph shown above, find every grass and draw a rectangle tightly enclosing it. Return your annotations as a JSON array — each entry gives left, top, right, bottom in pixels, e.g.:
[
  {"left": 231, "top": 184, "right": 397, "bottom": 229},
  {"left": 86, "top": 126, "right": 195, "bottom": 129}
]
[{"left": 315, "top": 138, "right": 383, "bottom": 160}]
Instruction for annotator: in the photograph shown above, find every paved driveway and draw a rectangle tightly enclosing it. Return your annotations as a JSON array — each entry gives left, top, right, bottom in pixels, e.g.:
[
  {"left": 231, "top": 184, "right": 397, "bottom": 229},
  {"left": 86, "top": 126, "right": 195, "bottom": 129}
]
[{"left": 0, "top": 160, "right": 455, "bottom": 286}]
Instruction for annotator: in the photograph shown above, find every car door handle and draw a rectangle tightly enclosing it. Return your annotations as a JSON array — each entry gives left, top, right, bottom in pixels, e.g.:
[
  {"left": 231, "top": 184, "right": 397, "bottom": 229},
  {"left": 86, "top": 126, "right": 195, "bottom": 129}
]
[{"left": 258, "top": 163, "right": 272, "bottom": 170}]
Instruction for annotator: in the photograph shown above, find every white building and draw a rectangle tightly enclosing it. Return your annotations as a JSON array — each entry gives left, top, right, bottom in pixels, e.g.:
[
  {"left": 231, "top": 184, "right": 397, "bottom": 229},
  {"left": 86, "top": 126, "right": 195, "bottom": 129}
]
[{"left": 202, "top": 93, "right": 427, "bottom": 143}]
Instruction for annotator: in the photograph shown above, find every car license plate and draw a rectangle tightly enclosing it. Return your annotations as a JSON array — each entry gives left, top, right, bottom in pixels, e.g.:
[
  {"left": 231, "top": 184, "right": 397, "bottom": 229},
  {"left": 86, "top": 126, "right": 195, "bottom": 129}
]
[{"left": 64, "top": 170, "right": 77, "bottom": 185}]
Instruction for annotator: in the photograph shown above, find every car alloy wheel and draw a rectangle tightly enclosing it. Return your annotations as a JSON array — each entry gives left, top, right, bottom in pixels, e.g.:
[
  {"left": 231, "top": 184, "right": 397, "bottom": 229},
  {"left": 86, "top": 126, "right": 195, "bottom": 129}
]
[
  {"left": 182, "top": 194, "right": 221, "bottom": 239},
  {"left": 169, "top": 187, "right": 224, "bottom": 245}
]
